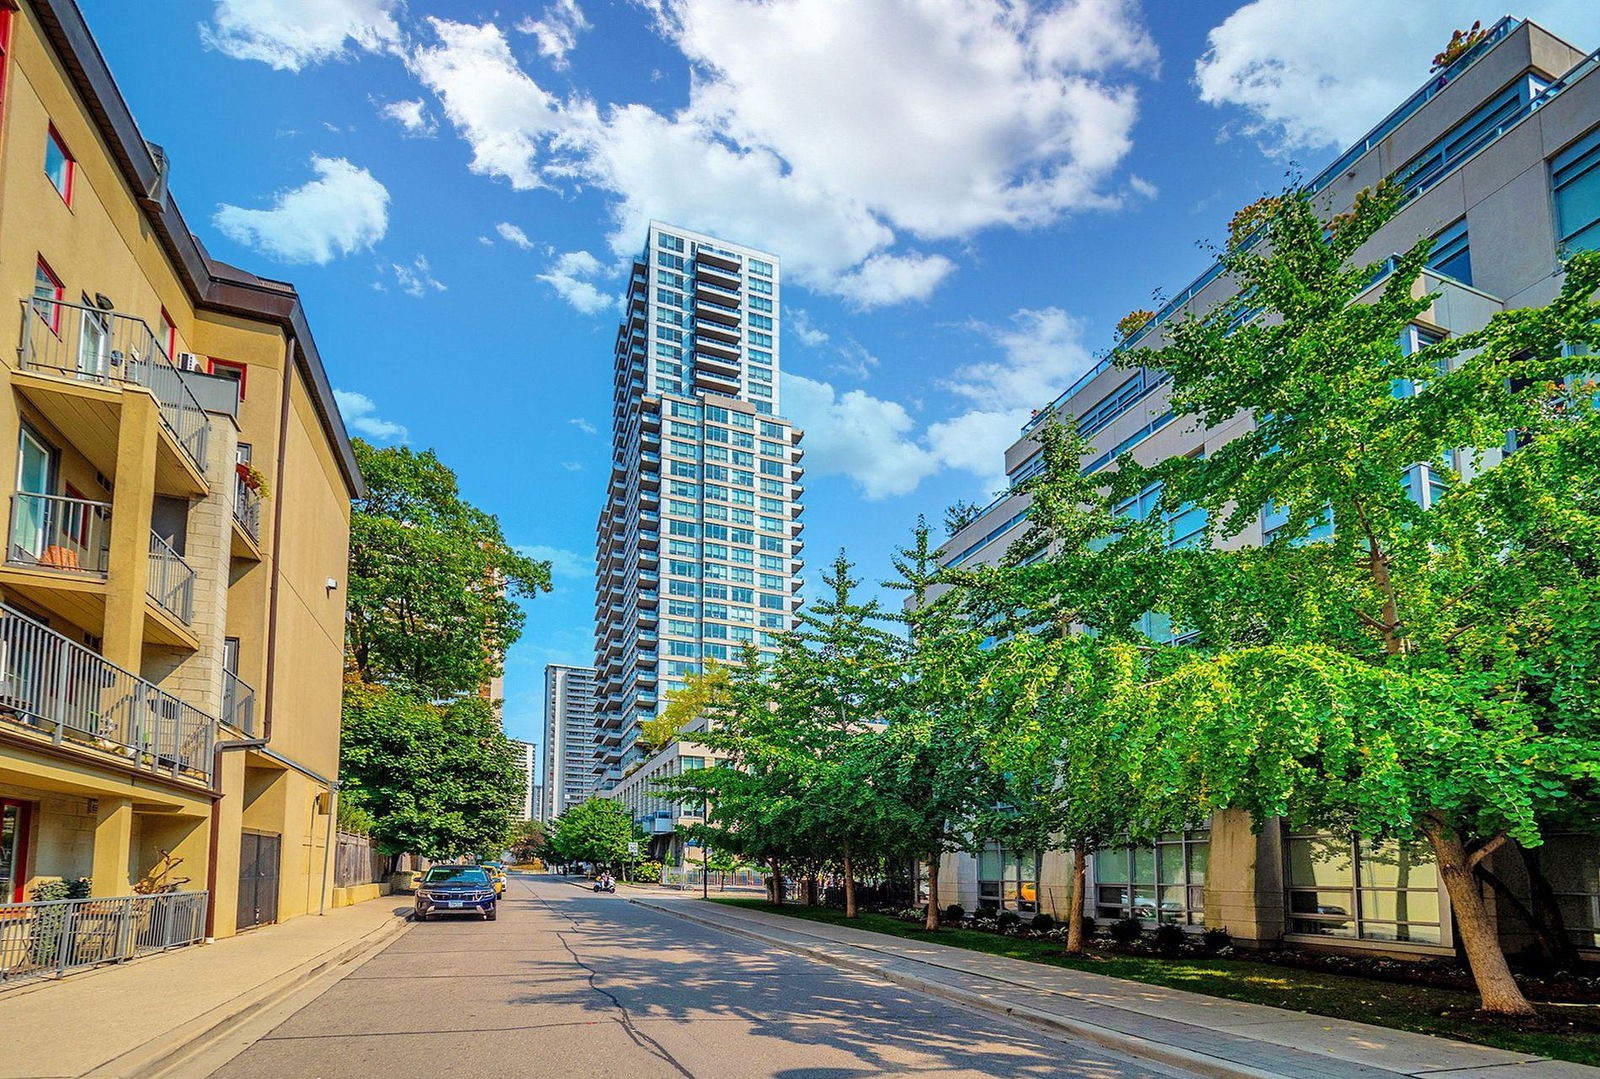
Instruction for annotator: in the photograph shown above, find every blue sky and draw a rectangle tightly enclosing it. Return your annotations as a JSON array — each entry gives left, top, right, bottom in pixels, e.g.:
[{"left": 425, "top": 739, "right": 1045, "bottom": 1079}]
[{"left": 78, "top": 1, "right": 1599, "bottom": 757}]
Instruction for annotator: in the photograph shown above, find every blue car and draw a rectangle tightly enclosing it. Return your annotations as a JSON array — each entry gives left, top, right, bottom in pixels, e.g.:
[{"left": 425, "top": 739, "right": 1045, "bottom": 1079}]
[{"left": 414, "top": 865, "right": 498, "bottom": 921}]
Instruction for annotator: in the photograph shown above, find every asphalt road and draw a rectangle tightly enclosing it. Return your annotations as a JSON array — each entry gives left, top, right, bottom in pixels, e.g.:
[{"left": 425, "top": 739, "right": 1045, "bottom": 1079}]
[{"left": 208, "top": 874, "right": 1192, "bottom": 1079}]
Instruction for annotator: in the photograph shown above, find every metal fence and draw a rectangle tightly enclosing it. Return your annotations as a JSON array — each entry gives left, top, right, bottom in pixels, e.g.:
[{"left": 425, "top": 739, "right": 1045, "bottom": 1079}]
[
  {"left": 232, "top": 476, "right": 262, "bottom": 544},
  {"left": 660, "top": 867, "right": 766, "bottom": 890},
  {"left": 221, "top": 668, "right": 256, "bottom": 735},
  {"left": 333, "top": 832, "right": 389, "bottom": 889},
  {"left": 0, "top": 891, "right": 208, "bottom": 988},
  {"left": 0, "top": 605, "right": 216, "bottom": 783},
  {"left": 146, "top": 531, "right": 195, "bottom": 624},
  {"left": 6, "top": 492, "right": 111, "bottom": 575}
]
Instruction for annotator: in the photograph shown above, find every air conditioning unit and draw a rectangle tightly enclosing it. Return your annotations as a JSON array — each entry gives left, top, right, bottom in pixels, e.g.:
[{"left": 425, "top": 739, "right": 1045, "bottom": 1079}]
[{"left": 177, "top": 352, "right": 204, "bottom": 372}]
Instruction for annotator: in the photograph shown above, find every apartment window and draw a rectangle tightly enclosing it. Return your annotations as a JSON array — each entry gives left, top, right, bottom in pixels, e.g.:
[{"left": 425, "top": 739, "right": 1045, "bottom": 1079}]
[
  {"left": 658, "top": 233, "right": 685, "bottom": 252},
  {"left": 1552, "top": 128, "right": 1600, "bottom": 253},
  {"left": 1286, "top": 831, "right": 1444, "bottom": 944},
  {"left": 1094, "top": 830, "right": 1209, "bottom": 924},
  {"left": 1396, "top": 76, "right": 1549, "bottom": 199},
  {"left": 32, "top": 259, "right": 63, "bottom": 332},
  {"left": 1532, "top": 835, "right": 1600, "bottom": 949},
  {"left": 749, "top": 295, "right": 772, "bottom": 312},
  {"left": 1261, "top": 501, "right": 1334, "bottom": 546},
  {"left": 978, "top": 843, "right": 1040, "bottom": 912},
  {"left": 1426, "top": 218, "right": 1472, "bottom": 284},
  {"left": 749, "top": 313, "right": 773, "bottom": 330},
  {"left": 749, "top": 258, "right": 773, "bottom": 277},
  {"left": 44, "top": 126, "right": 74, "bottom": 204},
  {"left": 671, "top": 402, "right": 701, "bottom": 419},
  {"left": 158, "top": 309, "right": 177, "bottom": 359},
  {"left": 749, "top": 332, "right": 772, "bottom": 347},
  {"left": 657, "top": 251, "right": 685, "bottom": 270},
  {"left": 209, "top": 358, "right": 247, "bottom": 400},
  {"left": 749, "top": 278, "right": 772, "bottom": 295},
  {"left": 1, "top": 800, "right": 29, "bottom": 902}
]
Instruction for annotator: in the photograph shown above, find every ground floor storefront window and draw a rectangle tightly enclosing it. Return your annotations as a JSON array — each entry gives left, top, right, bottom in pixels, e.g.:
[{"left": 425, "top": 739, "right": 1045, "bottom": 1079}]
[
  {"left": 1094, "top": 830, "right": 1209, "bottom": 924},
  {"left": 1285, "top": 832, "right": 1445, "bottom": 945},
  {"left": 978, "top": 844, "right": 1039, "bottom": 912}
]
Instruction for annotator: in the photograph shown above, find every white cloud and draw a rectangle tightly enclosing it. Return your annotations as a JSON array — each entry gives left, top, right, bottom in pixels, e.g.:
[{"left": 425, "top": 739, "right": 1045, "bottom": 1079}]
[
  {"left": 386, "top": 255, "right": 447, "bottom": 297},
  {"left": 376, "top": 98, "right": 436, "bottom": 136},
  {"left": 925, "top": 407, "right": 1033, "bottom": 497},
  {"left": 560, "top": 461, "right": 584, "bottom": 471},
  {"left": 517, "top": 0, "right": 591, "bottom": 69},
  {"left": 401, "top": 1, "right": 1156, "bottom": 303},
  {"left": 518, "top": 544, "right": 591, "bottom": 579},
  {"left": 946, "top": 307, "right": 1099, "bottom": 410},
  {"left": 569, "top": 418, "right": 598, "bottom": 435},
  {"left": 783, "top": 374, "right": 938, "bottom": 500},
  {"left": 1196, "top": 2, "right": 1600, "bottom": 151},
  {"left": 201, "top": 0, "right": 400, "bottom": 71},
  {"left": 537, "top": 250, "right": 617, "bottom": 314},
  {"left": 334, "top": 389, "right": 408, "bottom": 442},
  {"left": 213, "top": 156, "right": 389, "bottom": 264},
  {"left": 496, "top": 222, "right": 536, "bottom": 249},
  {"left": 787, "top": 309, "right": 830, "bottom": 348}
]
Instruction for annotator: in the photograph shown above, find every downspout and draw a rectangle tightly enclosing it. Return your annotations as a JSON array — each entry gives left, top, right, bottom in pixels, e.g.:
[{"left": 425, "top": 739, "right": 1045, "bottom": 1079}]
[{"left": 319, "top": 782, "right": 338, "bottom": 915}]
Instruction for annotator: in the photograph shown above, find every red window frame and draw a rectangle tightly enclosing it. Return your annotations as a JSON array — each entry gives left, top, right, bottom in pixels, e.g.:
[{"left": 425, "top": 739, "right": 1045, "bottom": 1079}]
[
  {"left": 34, "top": 257, "right": 63, "bottom": 334},
  {"left": 158, "top": 308, "right": 177, "bottom": 359},
  {"left": 0, "top": 6, "right": 14, "bottom": 146},
  {"left": 208, "top": 358, "right": 247, "bottom": 401},
  {"left": 45, "top": 124, "right": 74, "bottom": 205},
  {"left": 1, "top": 798, "right": 30, "bottom": 903},
  {"left": 63, "top": 483, "right": 90, "bottom": 546}
]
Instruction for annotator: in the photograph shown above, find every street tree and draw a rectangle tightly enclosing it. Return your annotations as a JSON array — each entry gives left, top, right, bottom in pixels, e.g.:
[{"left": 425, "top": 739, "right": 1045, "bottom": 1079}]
[
  {"left": 347, "top": 440, "right": 551, "bottom": 700},
  {"left": 550, "top": 798, "right": 641, "bottom": 868},
  {"left": 339, "top": 684, "right": 524, "bottom": 860},
  {"left": 1134, "top": 182, "right": 1600, "bottom": 1016}
]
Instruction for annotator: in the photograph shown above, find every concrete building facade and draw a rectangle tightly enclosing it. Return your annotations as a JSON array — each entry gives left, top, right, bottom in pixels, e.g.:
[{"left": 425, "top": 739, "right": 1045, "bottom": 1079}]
[
  {"left": 542, "top": 663, "right": 597, "bottom": 819},
  {"left": 933, "top": 18, "right": 1600, "bottom": 960},
  {"left": 0, "top": 0, "right": 362, "bottom": 937},
  {"left": 592, "top": 224, "right": 805, "bottom": 793},
  {"left": 508, "top": 738, "right": 538, "bottom": 822}
]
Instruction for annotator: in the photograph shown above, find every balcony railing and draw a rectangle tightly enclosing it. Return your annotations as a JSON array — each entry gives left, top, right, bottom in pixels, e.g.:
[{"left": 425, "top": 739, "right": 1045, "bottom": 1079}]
[
  {"left": 7, "top": 493, "right": 111, "bottom": 576},
  {"left": 18, "top": 299, "right": 211, "bottom": 474},
  {"left": 221, "top": 668, "right": 256, "bottom": 735},
  {"left": 0, "top": 606, "right": 217, "bottom": 783},
  {"left": 0, "top": 891, "right": 208, "bottom": 988},
  {"left": 147, "top": 532, "right": 195, "bottom": 625},
  {"left": 232, "top": 475, "right": 262, "bottom": 544}
]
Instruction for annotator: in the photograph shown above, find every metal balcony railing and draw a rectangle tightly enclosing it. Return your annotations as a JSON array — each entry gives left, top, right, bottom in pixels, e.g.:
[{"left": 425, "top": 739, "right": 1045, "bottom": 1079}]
[
  {"left": 146, "top": 532, "right": 195, "bottom": 625},
  {"left": 18, "top": 299, "right": 211, "bottom": 474},
  {"left": 6, "top": 493, "right": 111, "bottom": 576},
  {"left": 0, "top": 891, "right": 208, "bottom": 988},
  {"left": 232, "top": 476, "right": 262, "bottom": 544},
  {"left": 221, "top": 668, "right": 256, "bottom": 735},
  {"left": 0, "top": 606, "right": 217, "bottom": 783}
]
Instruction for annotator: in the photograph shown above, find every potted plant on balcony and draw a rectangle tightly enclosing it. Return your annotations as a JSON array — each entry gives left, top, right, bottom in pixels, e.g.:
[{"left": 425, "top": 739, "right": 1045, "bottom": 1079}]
[
  {"left": 1432, "top": 21, "right": 1486, "bottom": 73},
  {"left": 235, "top": 462, "right": 271, "bottom": 500}
]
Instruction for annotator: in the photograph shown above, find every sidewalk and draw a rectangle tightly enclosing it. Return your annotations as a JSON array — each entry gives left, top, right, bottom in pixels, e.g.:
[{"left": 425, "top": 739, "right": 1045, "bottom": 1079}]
[
  {"left": 0, "top": 895, "right": 411, "bottom": 1079},
  {"left": 626, "top": 890, "right": 1600, "bottom": 1079}
]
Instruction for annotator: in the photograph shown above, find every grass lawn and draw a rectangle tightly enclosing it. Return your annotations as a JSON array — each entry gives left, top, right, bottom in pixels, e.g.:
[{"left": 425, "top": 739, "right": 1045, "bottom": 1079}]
[{"left": 711, "top": 898, "right": 1600, "bottom": 1066}]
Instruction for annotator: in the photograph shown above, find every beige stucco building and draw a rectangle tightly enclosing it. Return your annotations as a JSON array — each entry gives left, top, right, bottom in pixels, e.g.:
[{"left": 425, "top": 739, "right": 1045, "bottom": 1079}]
[
  {"left": 0, "top": 0, "right": 362, "bottom": 938},
  {"left": 935, "top": 17, "right": 1600, "bottom": 960}
]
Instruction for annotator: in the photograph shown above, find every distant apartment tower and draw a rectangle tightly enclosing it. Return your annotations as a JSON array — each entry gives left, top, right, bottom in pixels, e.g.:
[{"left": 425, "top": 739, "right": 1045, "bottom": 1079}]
[
  {"left": 593, "top": 224, "right": 806, "bottom": 786},
  {"left": 508, "top": 738, "right": 538, "bottom": 821},
  {"left": 543, "top": 664, "right": 598, "bottom": 817}
]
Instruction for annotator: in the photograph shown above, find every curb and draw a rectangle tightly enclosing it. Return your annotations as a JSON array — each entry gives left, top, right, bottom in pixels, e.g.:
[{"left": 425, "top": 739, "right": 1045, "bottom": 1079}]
[
  {"left": 626, "top": 895, "right": 1289, "bottom": 1079},
  {"left": 80, "top": 910, "right": 412, "bottom": 1079}
]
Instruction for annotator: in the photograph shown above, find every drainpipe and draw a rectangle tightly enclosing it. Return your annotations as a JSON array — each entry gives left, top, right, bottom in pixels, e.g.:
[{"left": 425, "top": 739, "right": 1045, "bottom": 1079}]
[
  {"left": 319, "top": 781, "right": 339, "bottom": 916},
  {"left": 204, "top": 736, "right": 266, "bottom": 940}
]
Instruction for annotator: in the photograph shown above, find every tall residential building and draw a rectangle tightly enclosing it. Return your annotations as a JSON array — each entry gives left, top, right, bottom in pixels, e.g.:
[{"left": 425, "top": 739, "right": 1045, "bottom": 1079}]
[
  {"left": 932, "top": 17, "right": 1600, "bottom": 960},
  {"left": 593, "top": 224, "right": 805, "bottom": 787},
  {"left": 508, "top": 738, "right": 538, "bottom": 821},
  {"left": 543, "top": 663, "right": 598, "bottom": 817},
  {"left": 0, "top": 0, "right": 362, "bottom": 936}
]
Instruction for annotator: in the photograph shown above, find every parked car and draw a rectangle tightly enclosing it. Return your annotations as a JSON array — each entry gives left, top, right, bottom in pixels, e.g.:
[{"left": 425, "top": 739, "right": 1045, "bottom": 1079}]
[
  {"left": 414, "top": 865, "right": 498, "bottom": 921},
  {"left": 481, "top": 863, "right": 507, "bottom": 895}
]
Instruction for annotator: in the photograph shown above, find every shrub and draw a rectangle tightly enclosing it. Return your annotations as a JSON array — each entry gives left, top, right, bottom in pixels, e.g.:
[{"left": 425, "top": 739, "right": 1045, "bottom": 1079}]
[
  {"left": 1031, "top": 913, "right": 1055, "bottom": 932},
  {"left": 976, "top": 901, "right": 998, "bottom": 918},
  {"left": 634, "top": 860, "right": 664, "bottom": 884},
  {"left": 996, "top": 910, "right": 1021, "bottom": 930},
  {"left": 1109, "top": 917, "right": 1144, "bottom": 944},
  {"left": 1153, "top": 922, "right": 1186, "bottom": 953},
  {"left": 1080, "top": 915, "right": 1097, "bottom": 942},
  {"left": 943, "top": 903, "right": 965, "bottom": 922},
  {"left": 1201, "top": 927, "right": 1232, "bottom": 953}
]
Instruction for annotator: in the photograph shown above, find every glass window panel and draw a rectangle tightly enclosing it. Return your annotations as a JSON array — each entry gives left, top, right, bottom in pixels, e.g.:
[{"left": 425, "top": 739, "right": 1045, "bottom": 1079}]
[
  {"left": 1158, "top": 885, "right": 1187, "bottom": 919},
  {"left": 1540, "top": 836, "right": 1600, "bottom": 893},
  {"left": 1187, "top": 842, "right": 1210, "bottom": 884},
  {"left": 1363, "top": 920, "right": 1443, "bottom": 944},
  {"left": 978, "top": 847, "right": 1002, "bottom": 879},
  {"left": 1096, "top": 886, "right": 1129, "bottom": 907},
  {"left": 1360, "top": 889, "right": 1440, "bottom": 926},
  {"left": 1131, "top": 886, "right": 1157, "bottom": 918},
  {"left": 1289, "top": 889, "right": 1354, "bottom": 918},
  {"left": 1291, "top": 917, "right": 1357, "bottom": 938},
  {"left": 1557, "top": 896, "right": 1600, "bottom": 933},
  {"left": 1359, "top": 840, "right": 1437, "bottom": 890},
  {"left": 1096, "top": 849, "right": 1130, "bottom": 883},
  {"left": 1132, "top": 848, "right": 1156, "bottom": 885},
  {"left": 1156, "top": 844, "right": 1183, "bottom": 885},
  {"left": 1287, "top": 836, "right": 1353, "bottom": 887}
]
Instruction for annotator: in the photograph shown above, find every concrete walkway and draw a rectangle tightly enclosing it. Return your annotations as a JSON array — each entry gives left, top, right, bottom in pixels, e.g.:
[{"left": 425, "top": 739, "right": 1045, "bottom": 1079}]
[
  {"left": 0, "top": 895, "right": 411, "bottom": 1079},
  {"left": 625, "top": 889, "right": 1600, "bottom": 1079}
]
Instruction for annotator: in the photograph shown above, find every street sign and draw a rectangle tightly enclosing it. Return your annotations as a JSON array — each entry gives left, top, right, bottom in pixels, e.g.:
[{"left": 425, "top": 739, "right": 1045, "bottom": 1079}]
[{"left": 627, "top": 841, "right": 639, "bottom": 856}]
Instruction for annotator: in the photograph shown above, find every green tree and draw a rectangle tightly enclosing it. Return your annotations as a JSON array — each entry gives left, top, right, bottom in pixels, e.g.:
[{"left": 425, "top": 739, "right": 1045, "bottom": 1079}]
[
  {"left": 506, "top": 818, "right": 548, "bottom": 864},
  {"left": 347, "top": 440, "right": 551, "bottom": 699},
  {"left": 550, "top": 798, "right": 641, "bottom": 868},
  {"left": 638, "top": 663, "right": 730, "bottom": 754},
  {"left": 339, "top": 684, "right": 524, "bottom": 860},
  {"left": 1134, "top": 183, "right": 1600, "bottom": 1015}
]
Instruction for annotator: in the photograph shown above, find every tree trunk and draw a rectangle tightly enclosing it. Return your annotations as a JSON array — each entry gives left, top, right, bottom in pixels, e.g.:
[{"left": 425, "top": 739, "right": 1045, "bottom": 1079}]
[
  {"left": 805, "top": 875, "right": 818, "bottom": 906},
  {"left": 924, "top": 851, "right": 941, "bottom": 931},
  {"left": 843, "top": 844, "right": 858, "bottom": 919},
  {"left": 1065, "top": 841, "right": 1088, "bottom": 954},
  {"left": 771, "top": 858, "right": 783, "bottom": 906},
  {"left": 1421, "top": 820, "right": 1536, "bottom": 1017}
]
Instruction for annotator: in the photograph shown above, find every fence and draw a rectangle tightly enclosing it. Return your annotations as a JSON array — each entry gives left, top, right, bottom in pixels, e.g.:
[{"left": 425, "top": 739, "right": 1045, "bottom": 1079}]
[
  {"left": 0, "top": 891, "right": 208, "bottom": 988},
  {"left": 333, "top": 832, "right": 389, "bottom": 889},
  {"left": 660, "top": 867, "right": 765, "bottom": 890}
]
